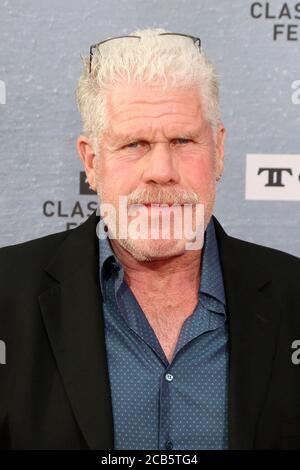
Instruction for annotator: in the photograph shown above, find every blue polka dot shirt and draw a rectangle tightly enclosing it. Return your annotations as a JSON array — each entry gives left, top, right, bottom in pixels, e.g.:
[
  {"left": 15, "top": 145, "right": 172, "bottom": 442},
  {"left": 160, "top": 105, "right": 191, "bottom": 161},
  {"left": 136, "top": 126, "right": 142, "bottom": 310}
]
[{"left": 99, "top": 216, "right": 229, "bottom": 450}]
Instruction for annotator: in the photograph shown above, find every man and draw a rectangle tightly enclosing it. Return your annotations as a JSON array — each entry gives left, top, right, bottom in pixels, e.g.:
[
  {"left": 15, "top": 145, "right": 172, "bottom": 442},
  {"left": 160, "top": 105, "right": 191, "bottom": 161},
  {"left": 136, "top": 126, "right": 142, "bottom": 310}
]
[{"left": 0, "top": 28, "right": 300, "bottom": 450}]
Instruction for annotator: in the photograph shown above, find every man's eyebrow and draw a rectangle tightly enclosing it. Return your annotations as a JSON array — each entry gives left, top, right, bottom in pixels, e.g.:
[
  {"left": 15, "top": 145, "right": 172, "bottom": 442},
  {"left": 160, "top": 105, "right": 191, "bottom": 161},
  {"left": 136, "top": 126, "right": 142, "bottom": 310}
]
[
  {"left": 107, "top": 129, "right": 202, "bottom": 146},
  {"left": 175, "top": 130, "right": 201, "bottom": 140},
  {"left": 108, "top": 133, "right": 138, "bottom": 146}
]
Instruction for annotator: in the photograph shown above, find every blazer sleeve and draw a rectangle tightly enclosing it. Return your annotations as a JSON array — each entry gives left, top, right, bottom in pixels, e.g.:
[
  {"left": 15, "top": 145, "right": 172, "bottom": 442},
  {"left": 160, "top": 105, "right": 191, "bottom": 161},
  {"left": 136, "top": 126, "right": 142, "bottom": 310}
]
[{"left": 0, "top": 246, "right": 16, "bottom": 449}]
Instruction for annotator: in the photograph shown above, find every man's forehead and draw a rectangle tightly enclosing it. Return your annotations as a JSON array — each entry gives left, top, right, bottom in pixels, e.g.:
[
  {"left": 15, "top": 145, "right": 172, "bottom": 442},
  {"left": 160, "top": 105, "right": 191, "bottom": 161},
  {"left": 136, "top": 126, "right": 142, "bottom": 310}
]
[{"left": 106, "top": 83, "right": 202, "bottom": 110}]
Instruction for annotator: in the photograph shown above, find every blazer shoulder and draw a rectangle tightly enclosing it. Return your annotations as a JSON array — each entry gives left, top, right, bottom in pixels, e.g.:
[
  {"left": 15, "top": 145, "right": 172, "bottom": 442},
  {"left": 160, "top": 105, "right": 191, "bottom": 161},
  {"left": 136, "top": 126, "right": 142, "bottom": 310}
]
[
  {"left": 0, "top": 226, "right": 71, "bottom": 270},
  {"left": 212, "top": 216, "right": 300, "bottom": 284},
  {"left": 225, "top": 232, "right": 300, "bottom": 285},
  {"left": 228, "top": 233, "right": 299, "bottom": 263}
]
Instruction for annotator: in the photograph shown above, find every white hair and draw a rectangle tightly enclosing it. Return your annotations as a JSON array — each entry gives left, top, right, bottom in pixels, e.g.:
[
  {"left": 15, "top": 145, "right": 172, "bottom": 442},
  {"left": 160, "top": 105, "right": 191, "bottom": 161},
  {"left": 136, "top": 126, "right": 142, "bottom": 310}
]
[{"left": 76, "top": 27, "right": 221, "bottom": 153}]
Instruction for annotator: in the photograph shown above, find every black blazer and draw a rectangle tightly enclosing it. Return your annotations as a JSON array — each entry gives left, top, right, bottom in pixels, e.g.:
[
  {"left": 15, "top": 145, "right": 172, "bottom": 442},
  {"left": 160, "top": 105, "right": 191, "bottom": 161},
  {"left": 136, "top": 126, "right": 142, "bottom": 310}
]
[{"left": 0, "top": 209, "right": 300, "bottom": 450}]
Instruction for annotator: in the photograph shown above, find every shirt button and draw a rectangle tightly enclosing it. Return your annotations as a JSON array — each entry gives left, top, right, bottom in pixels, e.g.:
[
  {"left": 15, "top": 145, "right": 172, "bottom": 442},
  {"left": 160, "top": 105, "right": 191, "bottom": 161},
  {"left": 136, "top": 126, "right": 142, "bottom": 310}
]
[
  {"left": 165, "top": 440, "right": 173, "bottom": 450},
  {"left": 111, "top": 262, "right": 120, "bottom": 273},
  {"left": 165, "top": 373, "right": 174, "bottom": 382}
]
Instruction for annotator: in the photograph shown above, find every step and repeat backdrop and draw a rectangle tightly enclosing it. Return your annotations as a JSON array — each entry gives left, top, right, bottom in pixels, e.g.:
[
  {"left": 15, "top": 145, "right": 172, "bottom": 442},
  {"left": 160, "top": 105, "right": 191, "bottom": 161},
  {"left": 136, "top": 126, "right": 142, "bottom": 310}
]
[{"left": 0, "top": 0, "right": 299, "bottom": 256}]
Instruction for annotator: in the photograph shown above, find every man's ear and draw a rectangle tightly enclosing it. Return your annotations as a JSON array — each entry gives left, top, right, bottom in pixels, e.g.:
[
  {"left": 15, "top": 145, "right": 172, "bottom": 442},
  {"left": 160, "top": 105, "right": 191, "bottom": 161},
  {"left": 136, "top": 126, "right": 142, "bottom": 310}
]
[
  {"left": 214, "top": 123, "right": 226, "bottom": 181},
  {"left": 76, "top": 135, "right": 97, "bottom": 191}
]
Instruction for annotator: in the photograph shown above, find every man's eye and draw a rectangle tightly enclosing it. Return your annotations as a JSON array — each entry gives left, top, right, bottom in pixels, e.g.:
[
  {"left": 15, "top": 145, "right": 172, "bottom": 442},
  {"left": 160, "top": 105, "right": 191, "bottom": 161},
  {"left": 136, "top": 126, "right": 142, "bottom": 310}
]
[
  {"left": 123, "top": 141, "right": 149, "bottom": 150},
  {"left": 126, "top": 142, "right": 140, "bottom": 148},
  {"left": 175, "top": 138, "right": 191, "bottom": 145},
  {"left": 122, "top": 139, "right": 191, "bottom": 149}
]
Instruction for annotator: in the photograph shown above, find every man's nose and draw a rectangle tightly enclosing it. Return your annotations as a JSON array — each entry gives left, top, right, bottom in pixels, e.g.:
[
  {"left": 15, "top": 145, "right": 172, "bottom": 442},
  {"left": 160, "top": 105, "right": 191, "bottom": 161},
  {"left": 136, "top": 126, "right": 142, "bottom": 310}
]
[{"left": 141, "top": 142, "right": 180, "bottom": 185}]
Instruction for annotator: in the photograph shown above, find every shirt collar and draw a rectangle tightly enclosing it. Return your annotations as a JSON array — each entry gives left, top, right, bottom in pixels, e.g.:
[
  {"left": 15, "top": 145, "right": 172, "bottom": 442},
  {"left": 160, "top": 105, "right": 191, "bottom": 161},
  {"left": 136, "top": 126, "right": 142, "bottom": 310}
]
[
  {"left": 199, "top": 216, "right": 226, "bottom": 306},
  {"left": 99, "top": 230, "right": 120, "bottom": 301}
]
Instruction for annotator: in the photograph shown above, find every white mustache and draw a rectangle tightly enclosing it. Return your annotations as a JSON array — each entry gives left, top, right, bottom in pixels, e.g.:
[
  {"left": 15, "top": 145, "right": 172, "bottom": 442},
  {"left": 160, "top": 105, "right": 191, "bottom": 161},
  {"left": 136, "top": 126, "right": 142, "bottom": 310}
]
[{"left": 126, "top": 187, "right": 200, "bottom": 205}]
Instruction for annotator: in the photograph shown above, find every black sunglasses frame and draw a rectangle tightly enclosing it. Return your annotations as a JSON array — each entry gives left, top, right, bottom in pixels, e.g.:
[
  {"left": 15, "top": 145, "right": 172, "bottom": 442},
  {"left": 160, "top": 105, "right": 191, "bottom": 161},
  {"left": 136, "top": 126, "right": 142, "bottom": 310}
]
[{"left": 89, "top": 33, "right": 201, "bottom": 73}]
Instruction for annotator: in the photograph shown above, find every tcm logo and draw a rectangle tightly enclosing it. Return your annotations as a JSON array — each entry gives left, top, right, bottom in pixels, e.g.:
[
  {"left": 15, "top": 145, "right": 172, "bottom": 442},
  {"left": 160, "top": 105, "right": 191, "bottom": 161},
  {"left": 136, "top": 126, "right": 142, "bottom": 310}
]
[
  {"left": 250, "top": 2, "right": 300, "bottom": 41},
  {"left": 245, "top": 154, "right": 300, "bottom": 200},
  {"left": 79, "top": 171, "right": 96, "bottom": 195}
]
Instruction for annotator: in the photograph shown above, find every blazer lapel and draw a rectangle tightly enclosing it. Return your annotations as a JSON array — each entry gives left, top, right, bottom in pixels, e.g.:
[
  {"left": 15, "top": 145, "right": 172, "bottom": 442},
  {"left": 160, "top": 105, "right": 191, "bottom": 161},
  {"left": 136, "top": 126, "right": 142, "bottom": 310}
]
[
  {"left": 213, "top": 215, "right": 283, "bottom": 449},
  {"left": 38, "top": 210, "right": 114, "bottom": 450}
]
